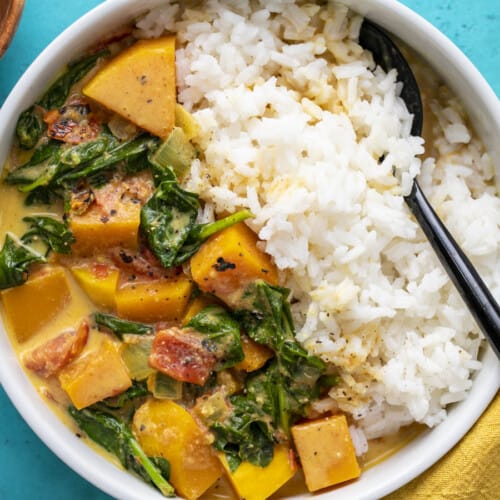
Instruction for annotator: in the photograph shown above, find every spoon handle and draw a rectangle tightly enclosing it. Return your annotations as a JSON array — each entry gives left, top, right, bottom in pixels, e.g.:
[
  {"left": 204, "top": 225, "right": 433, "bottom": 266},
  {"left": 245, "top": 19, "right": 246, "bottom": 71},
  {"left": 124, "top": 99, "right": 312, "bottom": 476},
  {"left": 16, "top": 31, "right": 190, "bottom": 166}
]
[{"left": 405, "top": 180, "right": 500, "bottom": 357}]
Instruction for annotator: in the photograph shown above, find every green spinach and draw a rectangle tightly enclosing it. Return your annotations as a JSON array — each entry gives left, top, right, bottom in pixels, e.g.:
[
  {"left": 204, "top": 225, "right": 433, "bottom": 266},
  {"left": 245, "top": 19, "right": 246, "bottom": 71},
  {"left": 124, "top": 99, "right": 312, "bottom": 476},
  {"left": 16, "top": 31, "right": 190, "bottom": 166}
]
[
  {"left": 15, "top": 50, "right": 109, "bottom": 149},
  {"left": 6, "top": 140, "right": 61, "bottom": 187},
  {"left": 59, "top": 134, "right": 158, "bottom": 184},
  {"left": 95, "top": 380, "right": 151, "bottom": 411},
  {"left": 69, "top": 406, "right": 175, "bottom": 497},
  {"left": 93, "top": 312, "right": 153, "bottom": 340},
  {"left": 186, "top": 304, "right": 244, "bottom": 370},
  {"left": 140, "top": 179, "right": 199, "bottom": 268},
  {"left": 59, "top": 131, "right": 116, "bottom": 166},
  {"left": 38, "top": 50, "right": 110, "bottom": 110},
  {"left": 15, "top": 107, "right": 45, "bottom": 150},
  {"left": 22, "top": 215, "right": 75, "bottom": 255},
  {"left": 0, "top": 234, "right": 46, "bottom": 290},
  {"left": 210, "top": 394, "right": 275, "bottom": 471},
  {"left": 89, "top": 380, "right": 151, "bottom": 422},
  {"left": 235, "top": 281, "right": 326, "bottom": 434},
  {"left": 8, "top": 133, "right": 155, "bottom": 206},
  {"left": 141, "top": 176, "right": 253, "bottom": 268},
  {"left": 173, "top": 209, "right": 254, "bottom": 265},
  {"left": 205, "top": 281, "right": 325, "bottom": 469}
]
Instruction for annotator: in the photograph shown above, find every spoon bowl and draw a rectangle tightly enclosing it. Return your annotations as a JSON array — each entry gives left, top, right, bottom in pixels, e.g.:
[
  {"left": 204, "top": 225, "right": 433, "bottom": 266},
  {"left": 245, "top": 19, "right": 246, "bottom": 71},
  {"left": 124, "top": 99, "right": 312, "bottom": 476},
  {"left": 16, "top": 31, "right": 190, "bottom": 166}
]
[{"left": 359, "top": 20, "right": 500, "bottom": 358}]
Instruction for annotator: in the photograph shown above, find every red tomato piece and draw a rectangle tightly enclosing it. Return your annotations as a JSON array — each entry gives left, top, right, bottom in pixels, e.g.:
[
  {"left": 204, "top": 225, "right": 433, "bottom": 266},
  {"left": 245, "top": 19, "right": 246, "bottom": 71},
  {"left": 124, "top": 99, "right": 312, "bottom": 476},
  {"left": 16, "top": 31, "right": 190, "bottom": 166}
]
[
  {"left": 92, "top": 170, "right": 154, "bottom": 209},
  {"left": 92, "top": 263, "right": 111, "bottom": 279},
  {"left": 44, "top": 98, "right": 100, "bottom": 144},
  {"left": 109, "top": 246, "right": 181, "bottom": 281},
  {"left": 149, "top": 327, "right": 217, "bottom": 386},
  {"left": 23, "top": 320, "right": 89, "bottom": 378}
]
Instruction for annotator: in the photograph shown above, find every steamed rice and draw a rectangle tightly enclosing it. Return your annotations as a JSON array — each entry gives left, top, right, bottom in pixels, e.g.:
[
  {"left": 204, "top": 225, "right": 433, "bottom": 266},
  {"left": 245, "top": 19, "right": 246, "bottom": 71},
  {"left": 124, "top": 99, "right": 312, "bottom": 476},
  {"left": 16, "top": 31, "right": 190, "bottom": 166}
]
[{"left": 136, "top": 0, "right": 499, "bottom": 440}]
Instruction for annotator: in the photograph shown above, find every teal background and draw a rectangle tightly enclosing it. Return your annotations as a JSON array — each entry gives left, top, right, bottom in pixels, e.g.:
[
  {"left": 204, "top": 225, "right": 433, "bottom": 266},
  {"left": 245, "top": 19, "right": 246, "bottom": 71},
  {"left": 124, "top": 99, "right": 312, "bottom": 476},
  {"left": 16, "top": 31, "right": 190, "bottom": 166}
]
[{"left": 0, "top": 1, "right": 498, "bottom": 499}]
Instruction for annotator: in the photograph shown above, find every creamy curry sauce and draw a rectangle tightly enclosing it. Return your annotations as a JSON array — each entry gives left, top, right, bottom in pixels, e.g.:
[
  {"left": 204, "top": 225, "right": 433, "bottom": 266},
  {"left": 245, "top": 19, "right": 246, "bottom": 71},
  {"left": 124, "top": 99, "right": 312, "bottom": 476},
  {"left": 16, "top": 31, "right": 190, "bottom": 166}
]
[
  {"left": 0, "top": 32, "right": 464, "bottom": 500},
  {"left": 0, "top": 178, "right": 424, "bottom": 497}
]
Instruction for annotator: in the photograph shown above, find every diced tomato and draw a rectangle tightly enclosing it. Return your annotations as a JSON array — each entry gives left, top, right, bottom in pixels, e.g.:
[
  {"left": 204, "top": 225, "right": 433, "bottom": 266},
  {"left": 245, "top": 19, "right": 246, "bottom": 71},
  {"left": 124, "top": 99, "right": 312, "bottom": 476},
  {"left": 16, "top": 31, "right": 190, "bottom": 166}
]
[
  {"left": 149, "top": 327, "right": 217, "bottom": 386},
  {"left": 23, "top": 320, "right": 89, "bottom": 378},
  {"left": 44, "top": 97, "right": 100, "bottom": 144},
  {"left": 93, "top": 170, "right": 154, "bottom": 209},
  {"left": 109, "top": 245, "right": 181, "bottom": 281},
  {"left": 47, "top": 117, "right": 100, "bottom": 144},
  {"left": 92, "top": 263, "right": 111, "bottom": 279}
]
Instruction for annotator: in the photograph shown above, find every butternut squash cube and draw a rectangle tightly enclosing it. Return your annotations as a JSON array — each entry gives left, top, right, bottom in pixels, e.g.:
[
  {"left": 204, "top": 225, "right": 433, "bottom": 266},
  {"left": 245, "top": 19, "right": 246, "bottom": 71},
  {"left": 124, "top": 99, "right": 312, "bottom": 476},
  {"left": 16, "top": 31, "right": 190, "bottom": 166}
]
[
  {"left": 234, "top": 335, "right": 273, "bottom": 372},
  {"left": 83, "top": 37, "right": 176, "bottom": 139},
  {"left": 59, "top": 339, "right": 132, "bottom": 409},
  {"left": 70, "top": 213, "right": 140, "bottom": 256},
  {"left": 291, "top": 414, "right": 361, "bottom": 492},
  {"left": 190, "top": 223, "right": 278, "bottom": 307},
  {"left": 115, "top": 276, "right": 193, "bottom": 323},
  {"left": 219, "top": 445, "right": 297, "bottom": 500},
  {"left": 1, "top": 266, "right": 71, "bottom": 342},
  {"left": 133, "top": 399, "right": 223, "bottom": 500},
  {"left": 70, "top": 205, "right": 141, "bottom": 256},
  {"left": 70, "top": 264, "right": 119, "bottom": 309},
  {"left": 69, "top": 173, "right": 153, "bottom": 256}
]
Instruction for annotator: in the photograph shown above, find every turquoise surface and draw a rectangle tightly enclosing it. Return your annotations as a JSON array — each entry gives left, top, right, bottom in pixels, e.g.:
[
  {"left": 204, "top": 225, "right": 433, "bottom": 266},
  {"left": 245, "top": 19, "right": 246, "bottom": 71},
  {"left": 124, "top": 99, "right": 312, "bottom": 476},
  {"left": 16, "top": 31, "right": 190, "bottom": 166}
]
[{"left": 0, "top": 1, "right": 498, "bottom": 499}]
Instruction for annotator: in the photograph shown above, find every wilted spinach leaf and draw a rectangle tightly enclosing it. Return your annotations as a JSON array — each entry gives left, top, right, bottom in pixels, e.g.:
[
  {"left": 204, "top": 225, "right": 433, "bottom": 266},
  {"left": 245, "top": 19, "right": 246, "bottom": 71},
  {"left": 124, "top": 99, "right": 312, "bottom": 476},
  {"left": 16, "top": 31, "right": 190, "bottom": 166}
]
[
  {"left": 140, "top": 179, "right": 200, "bottom": 268},
  {"left": 69, "top": 406, "right": 174, "bottom": 497},
  {"left": 58, "top": 134, "right": 158, "bottom": 185},
  {"left": 0, "top": 234, "right": 46, "bottom": 290},
  {"left": 93, "top": 312, "right": 153, "bottom": 340},
  {"left": 186, "top": 304, "right": 244, "bottom": 370},
  {"left": 38, "top": 50, "right": 110, "bottom": 110},
  {"left": 22, "top": 215, "right": 75, "bottom": 255},
  {"left": 205, "top": 281, "right": 326, "bottom": 469},
  {"left": 15, "top": 107, "right": 46, "bottom": 150},
  {"left": 15, "top": 50, "right": 109, "bottom": 149}
]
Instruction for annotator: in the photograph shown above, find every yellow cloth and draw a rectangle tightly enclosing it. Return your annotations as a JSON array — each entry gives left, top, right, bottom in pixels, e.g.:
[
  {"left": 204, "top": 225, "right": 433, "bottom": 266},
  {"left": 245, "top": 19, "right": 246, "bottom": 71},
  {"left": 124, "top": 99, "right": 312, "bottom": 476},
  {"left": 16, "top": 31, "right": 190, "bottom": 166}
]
[{"left": 385, "top": 391, "right": 499, "bottom": 500}]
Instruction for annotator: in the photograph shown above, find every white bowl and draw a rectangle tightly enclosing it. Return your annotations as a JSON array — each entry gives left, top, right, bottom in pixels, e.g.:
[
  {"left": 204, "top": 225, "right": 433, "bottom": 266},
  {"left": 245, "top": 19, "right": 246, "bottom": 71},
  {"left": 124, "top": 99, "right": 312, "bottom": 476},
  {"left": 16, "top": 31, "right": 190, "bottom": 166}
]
[{"left": 0, "top": 1, "right": 499, "bottom": 499}]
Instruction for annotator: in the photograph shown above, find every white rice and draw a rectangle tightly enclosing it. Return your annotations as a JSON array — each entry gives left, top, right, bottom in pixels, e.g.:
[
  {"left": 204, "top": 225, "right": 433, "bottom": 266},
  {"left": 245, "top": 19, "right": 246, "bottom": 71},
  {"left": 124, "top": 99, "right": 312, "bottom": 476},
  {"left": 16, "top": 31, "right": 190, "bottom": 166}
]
[{"left": 136, "top": 0, "right": 499, "bottom": 440}]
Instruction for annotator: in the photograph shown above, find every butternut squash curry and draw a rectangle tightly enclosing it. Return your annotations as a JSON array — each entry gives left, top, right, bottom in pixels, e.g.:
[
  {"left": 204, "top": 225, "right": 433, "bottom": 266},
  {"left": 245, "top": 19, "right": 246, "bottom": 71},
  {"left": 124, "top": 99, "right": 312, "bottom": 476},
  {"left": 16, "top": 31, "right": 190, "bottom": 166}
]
[{"left": 1, "top": 35, "right": 367, "bottom": 499}]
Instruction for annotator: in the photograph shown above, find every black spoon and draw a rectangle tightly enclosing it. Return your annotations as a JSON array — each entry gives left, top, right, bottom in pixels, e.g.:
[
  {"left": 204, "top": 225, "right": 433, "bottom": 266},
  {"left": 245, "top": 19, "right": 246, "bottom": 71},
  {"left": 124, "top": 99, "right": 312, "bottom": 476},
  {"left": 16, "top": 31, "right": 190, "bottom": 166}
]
[{"left": 359, "top": 20, "right": 500, "bottom": 359}]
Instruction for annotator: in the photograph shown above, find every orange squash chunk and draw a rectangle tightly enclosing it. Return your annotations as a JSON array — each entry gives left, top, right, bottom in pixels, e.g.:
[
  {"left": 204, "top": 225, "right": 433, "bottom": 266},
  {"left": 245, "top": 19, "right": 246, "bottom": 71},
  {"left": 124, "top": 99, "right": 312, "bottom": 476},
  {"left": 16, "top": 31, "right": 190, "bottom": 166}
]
[
  {"left": 190, "top": 223, "right": 278, "bottom": 307},
  {"left": 59, "top": 339, "right": 132, "bottom": 410},
  {"left": 291, "top": 414, "right": 361, "bottom": 491},
  {"left": 70, "top": 210, "right": 140, "bottom": 256},
  {"left": 133, "top": 399, "right": 223, "bottom": 499},
  {"left": 70, "top": 263, "right": 119, "bottom": 309},
  {"left": 83, "top": 37, "right": 176, "bottom": 139},
  {"left": 69, "top": 172, "right": 153, "bottom": 256},
  {"left": 218, "top": 445, "right": 297, "bottom": 500},
  {"left": 234, "top": 335, "right": 273, "bottom": 372},
  {"left": 1, "top": 266, "right": 71, "bottom": 342},
  {"left": 115, "top": 276, "right": 193, "bottom": 323}
]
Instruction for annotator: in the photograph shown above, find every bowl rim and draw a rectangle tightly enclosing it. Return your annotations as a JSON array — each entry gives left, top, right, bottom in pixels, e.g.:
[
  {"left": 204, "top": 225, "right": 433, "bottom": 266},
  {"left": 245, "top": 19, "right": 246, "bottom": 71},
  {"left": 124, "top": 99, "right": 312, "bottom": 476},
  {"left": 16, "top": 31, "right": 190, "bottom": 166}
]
[{"left": 0, "top": 1, "right": 499, "bottom": 499}]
